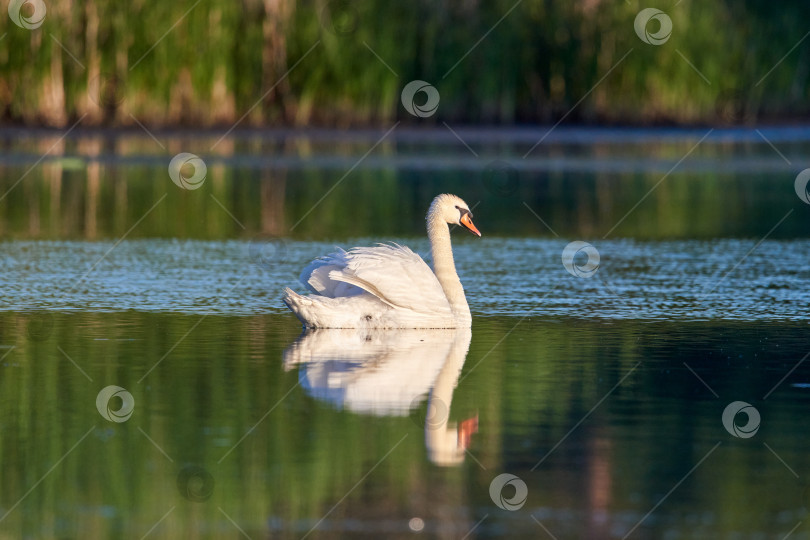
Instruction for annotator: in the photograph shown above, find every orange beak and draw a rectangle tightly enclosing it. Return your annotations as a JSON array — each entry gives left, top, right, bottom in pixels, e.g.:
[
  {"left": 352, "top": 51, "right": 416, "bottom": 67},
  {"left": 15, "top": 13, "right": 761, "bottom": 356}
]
[
  {"left": 457, "top": 415, "right": 479, "bottom": 449},
  {"left": 460, "top": 213, "right": 481, "bottom": 237}
]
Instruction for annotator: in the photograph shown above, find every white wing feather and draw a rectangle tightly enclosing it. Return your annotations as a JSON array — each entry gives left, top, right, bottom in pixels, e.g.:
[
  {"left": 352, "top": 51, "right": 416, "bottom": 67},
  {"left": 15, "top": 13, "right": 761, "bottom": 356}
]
[
  {"left": 312, "top": 244, "right": 453, "bottom": 316},
  {"left": 299, "top": 248, "right": 363, "bottom": 298}
]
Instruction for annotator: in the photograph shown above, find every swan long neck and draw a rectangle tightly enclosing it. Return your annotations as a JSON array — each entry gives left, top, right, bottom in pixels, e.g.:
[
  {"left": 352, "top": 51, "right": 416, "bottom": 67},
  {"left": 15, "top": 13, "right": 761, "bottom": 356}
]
[{"left": 427, "top": 203, "right": 471, "bottom": 324}]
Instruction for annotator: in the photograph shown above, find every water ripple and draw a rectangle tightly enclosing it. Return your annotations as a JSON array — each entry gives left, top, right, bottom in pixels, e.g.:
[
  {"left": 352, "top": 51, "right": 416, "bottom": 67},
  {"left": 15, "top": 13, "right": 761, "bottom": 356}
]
[{"left": 0, "top": 238, "right": 807, "bottom": 321}]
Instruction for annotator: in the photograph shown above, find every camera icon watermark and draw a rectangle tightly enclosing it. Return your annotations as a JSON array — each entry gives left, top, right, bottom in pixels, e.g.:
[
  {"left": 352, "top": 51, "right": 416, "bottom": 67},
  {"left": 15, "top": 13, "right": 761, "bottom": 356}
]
[
  {"left": 722, "top": 401, "right": 760, "bottom": 438},
  {"left": 168, "top": 152, "right": 207, "bottom": 191},
  {"left": 96, "top": 385, "right": 135, "bottom": 423},
  {"left": 489, "top": 473, "right": 528, "bottom": 511},
  {"left": 562, "top": 241, "right": 600, "bottom": 278},
  {"left": 8, "top": 0, "right": 46, "bottom": 29},
  {"left": 794, "top": 169, "right": 810, "bottom": 204},
  {"left": 401, "top": 80, "right": 440, "bottom": 118},
  {"left": 177, "top": 465, "right": 215, "bottom": 502},
  {"left": 634, "top": 8, "right": 672, "bottom": 45}
]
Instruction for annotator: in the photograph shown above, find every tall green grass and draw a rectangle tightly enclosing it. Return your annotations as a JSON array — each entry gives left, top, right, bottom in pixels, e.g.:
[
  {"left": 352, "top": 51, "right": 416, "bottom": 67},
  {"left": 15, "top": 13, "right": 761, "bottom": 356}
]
[{"left": 1, "top": 0, "right": 808, "bottom": 127}]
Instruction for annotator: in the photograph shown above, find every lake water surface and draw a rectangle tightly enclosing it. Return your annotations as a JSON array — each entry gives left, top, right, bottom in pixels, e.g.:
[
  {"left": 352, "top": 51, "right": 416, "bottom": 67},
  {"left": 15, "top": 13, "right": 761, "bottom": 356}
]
[{"left": 0, "top": 127, "right": 809, "bottom": 539}]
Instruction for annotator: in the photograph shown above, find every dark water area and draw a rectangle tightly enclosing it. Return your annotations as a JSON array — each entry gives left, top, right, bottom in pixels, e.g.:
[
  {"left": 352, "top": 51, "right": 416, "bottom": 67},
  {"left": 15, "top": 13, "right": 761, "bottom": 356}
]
[{"left": 0, "top": 313, "right": 808, "bottom": 538}]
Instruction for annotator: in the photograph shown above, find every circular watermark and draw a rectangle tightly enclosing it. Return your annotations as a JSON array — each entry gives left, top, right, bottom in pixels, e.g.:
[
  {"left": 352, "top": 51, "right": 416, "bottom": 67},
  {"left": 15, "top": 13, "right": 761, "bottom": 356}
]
[
  {"left": 248, "top": 235, "right": 290, "bottom": 272},
  {"left": 320, "top": 0, "right": 358, "bottom": 35},
  {"left": 401, "top": 80, "right": 440, "bottom": 118},
  {"left": 88, "top": 73, "right": 126, "bottom": 109},
  {"left": 634, "top": 8, "right": 672, "bottom": 45},
  {"left": 794, "top": 169, "right": 810, "bottom": 205},
  {"left": 562, "top": 241, "right": 600, "bottom": 278},
  {"left": 25, "top": 312, "right": 54, "bottom": 341},
  {"left": 168, "top": 153, "right": 207, "bottom": 191},
  {"left": 715, "top": 89, "right": 750, "bottom": 125},
  {"left": 8, "top": 0, "right": 46, "bottom": 29},
  {"left": 489, "top": 473, "right": 528, "bottom": 511},
  {"left": 482, "top": 160, "right": 519, "bottom": 197},
  {"left": 96, "top": 385, "right": 135, "bottom": 423},
  {"left": 410, "top": 395, "right": 449, "bottom": 430},
  {"left": 177, "top": 465, "right": 215, "bottom": 502},
  {"left": 721, "top": 401, "right": 760, "bottom": 438}
]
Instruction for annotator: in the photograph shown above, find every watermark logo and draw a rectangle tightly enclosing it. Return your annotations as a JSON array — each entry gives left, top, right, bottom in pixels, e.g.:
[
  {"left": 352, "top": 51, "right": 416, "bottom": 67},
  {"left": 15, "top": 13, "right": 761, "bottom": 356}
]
[
  {"left": 715, "top": 88, "right": 750, "bottom": 125},
  {"left": 8, "top": 0, "right": 46, "bottom": 29},
  {"left": 489, "top": 473, "right": 528, "bottom": 511},
  {"left": 794, "top": 169, "right": 810, "bottom": 204},
  {"left": 168, "top": 153, "right": 207, "bottom": 190},
  {"left": 88, "top": 73, "right": 126, "bottom": 109},
  {"left": 25, "top": 312, "right": 53, "bottom": 341},
  {"left": 562, "top": 241, "right": 600, "bottom": 278},
  {"left": 320, "top": 0, "right": 358, "bottom": 36},
  {"left": 722, "top": 401, "right": 760, "bottom": 438},
  {"left": 483, "top": 160, "right": 519, "bottom": 197},
  {"left": 248, "top": 235, "right": 289, "bottom": 272},
  {"left": 634, "top": 8, "right": 672, "bottom": 45},
  {"left": 96, "top": 385, "right": 135, "bottom": 423},
  {"left": 410, "top": 395, "right": 449, "bottom": 430},
  {"left": 177, "top": 465, "right": 215, "bottom": 502},
  {"left": 401, "top": 80, "right": 440, "bottom": 118}
]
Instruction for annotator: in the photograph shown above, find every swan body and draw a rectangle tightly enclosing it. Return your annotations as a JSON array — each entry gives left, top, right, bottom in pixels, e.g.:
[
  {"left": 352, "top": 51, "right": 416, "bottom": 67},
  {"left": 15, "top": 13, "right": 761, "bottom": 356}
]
[{"left": 283, "top": 194, "right": 481, "bottom": 328}]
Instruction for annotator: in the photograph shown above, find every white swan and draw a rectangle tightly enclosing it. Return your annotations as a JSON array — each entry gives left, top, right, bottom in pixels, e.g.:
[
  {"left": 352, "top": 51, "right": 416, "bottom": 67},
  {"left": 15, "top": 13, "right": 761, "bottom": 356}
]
[{"left": 283, "top": 194, "right": 481, "bottom": 328}]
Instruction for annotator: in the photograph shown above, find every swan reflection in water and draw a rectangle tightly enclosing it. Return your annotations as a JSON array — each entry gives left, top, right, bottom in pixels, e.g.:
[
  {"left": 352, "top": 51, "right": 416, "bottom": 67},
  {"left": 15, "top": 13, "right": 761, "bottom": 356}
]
[{"left": 284, "top": 327, "right": 477, "bottom": 466}]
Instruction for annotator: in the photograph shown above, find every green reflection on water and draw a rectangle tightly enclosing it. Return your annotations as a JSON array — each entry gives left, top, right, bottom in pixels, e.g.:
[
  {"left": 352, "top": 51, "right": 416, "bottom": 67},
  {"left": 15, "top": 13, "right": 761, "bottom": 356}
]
[
  {"left": 1, "top": 163, "right": 805, "bottom": 241},
  {"left": 0, "top": 312, "right": 807, "bottom": 538},
  {"left": 1, "top": 132, "right": 809, "bottom": 241}
]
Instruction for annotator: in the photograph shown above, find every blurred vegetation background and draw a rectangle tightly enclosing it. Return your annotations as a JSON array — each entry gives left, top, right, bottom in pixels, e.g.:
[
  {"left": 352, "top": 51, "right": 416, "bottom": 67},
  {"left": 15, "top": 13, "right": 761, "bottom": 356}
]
[{"left": 2, "top": 0, "right": 809, "bottom": 127}]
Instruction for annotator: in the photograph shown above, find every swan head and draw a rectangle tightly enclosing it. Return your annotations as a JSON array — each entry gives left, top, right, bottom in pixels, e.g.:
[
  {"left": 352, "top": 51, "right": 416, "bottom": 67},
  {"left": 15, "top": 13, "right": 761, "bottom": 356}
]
[{"left": 429, "top": 194, "right": 481, "bottom": 237}]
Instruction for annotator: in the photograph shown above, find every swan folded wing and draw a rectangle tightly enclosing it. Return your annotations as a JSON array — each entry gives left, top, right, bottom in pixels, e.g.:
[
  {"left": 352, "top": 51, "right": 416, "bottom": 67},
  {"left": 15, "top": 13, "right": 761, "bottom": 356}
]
[
  {"left": 299, "top": 249, "right": 363, "bottom": 298},
  {"left": 326, "top": 244, "right": 453, "bottom": 316}
]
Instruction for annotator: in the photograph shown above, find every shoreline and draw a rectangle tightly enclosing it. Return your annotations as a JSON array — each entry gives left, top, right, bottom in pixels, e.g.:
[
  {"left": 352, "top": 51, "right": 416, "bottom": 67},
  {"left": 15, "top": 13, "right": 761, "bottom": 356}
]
[{"left": 2, "top": 123, "right": 810, "bottom": 144}]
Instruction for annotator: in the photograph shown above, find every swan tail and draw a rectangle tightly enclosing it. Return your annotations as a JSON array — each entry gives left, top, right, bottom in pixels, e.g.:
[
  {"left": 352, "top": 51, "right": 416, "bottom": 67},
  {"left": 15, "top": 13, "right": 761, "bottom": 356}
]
[
  {"left": 282, "top": 287, "right": 314, "bottom": 326},
  {"left": 284, "top": 287, "right": 353, "bottom": 328}
]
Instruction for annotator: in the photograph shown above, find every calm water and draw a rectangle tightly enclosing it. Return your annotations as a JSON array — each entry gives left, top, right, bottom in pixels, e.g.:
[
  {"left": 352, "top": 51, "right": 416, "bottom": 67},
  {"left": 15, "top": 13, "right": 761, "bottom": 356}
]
[{"left": 1, "top": 128, "right": 809, "bottom": 539}]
